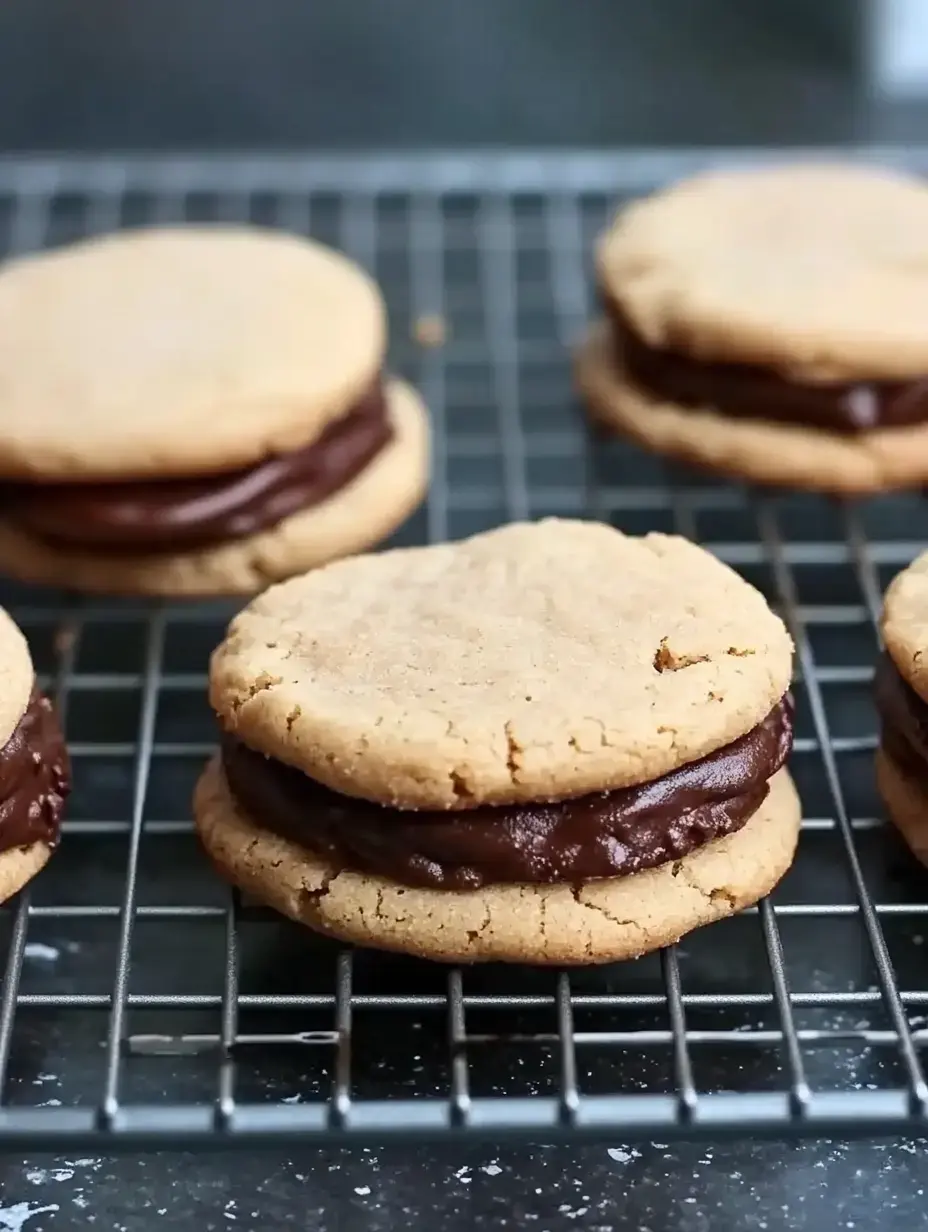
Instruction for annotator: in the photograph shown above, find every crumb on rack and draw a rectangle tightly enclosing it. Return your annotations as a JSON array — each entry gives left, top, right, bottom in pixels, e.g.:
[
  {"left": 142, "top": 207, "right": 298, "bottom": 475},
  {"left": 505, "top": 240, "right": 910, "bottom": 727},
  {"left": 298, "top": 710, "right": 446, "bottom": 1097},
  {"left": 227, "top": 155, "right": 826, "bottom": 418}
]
[{"left": 413, "top": 314, "right": 448, "bottom": 348}]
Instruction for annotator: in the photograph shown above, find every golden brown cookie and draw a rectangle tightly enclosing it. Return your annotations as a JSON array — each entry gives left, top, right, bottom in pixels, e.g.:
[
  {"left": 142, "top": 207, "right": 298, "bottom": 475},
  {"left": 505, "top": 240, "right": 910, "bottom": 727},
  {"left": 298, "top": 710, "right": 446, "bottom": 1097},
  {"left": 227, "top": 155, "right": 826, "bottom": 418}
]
[
  {"left": 0, "top": 842, "right": 54, "bottom": 905},
  {"left": 584, "top": 162, "right": 928, "bottom": 492},
  {"left": 0, "top": 606, "right": 38, "bottom": 747},
  {"left": 197, "top": 520, "right": 796, "bottom": 965},
  {"left": 0, "top": 226, "right": 385, "bottom": 479},
  {"left": 875, "top": 552, "right": 928, "bottom": 865},
  {"left": 0, "top": 225, "right": 429, "bottom": 596},
  {"left": 210, "top": 519, "right": 793, "bottom": 809},
  {"left": 598, "top": 162, "right": 928, "bottom": 382},
  {"left": 0, "top": 607, "right": 70, "bottom": 902},
  {"left": 876, "top": 747, "right": 928, "bottom": 868},
  {"left": 576, "top": 324, "right": 928, "bottom": 495},
  {"left": 195, "top": 757, "right": 800, "bottom": 965},
  {"left": 882, "top": 550, "right": 928, "bottom": 700}
]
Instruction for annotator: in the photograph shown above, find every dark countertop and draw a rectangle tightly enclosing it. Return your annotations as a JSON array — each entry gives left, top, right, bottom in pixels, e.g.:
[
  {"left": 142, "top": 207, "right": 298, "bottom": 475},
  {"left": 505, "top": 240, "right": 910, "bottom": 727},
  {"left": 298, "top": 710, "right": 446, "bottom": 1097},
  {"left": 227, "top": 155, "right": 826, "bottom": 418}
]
[{"left": 1, "top": 1138, "right": 924, "bottom": 1230}]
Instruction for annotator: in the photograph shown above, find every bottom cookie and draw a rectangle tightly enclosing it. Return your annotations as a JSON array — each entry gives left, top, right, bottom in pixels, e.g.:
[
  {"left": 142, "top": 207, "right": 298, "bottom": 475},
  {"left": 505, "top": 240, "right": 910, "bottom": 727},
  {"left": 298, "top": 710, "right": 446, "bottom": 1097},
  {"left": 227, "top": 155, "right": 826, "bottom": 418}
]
[
  {"left": 876, "top": 744, "right": 928, "bottom": 867},
  {"left": 0, "top": 379, "right": 429, "bottom": 596},
  {"left": 194, "top": 758, "right": 801, "bottom": 965},
  {"left": 0, "top": 841, "right": 52, "bottom": 904},
  {"left": 576, "top": 323, "right": 928, "bottom": 494}
]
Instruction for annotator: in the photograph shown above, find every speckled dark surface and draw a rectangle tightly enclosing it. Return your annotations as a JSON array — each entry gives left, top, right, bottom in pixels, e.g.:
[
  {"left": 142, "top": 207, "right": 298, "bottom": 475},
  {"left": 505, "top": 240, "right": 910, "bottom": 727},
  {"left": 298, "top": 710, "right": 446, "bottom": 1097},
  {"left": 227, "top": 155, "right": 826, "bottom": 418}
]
[{"left": 1, "top": 1139, "right": 927, "bottom": 1230}]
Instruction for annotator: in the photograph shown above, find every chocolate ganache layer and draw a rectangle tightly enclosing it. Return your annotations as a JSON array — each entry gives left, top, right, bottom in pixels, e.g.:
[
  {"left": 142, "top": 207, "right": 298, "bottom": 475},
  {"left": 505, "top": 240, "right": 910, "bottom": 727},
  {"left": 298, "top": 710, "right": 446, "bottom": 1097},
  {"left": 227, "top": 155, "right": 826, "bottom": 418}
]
[
  {"left": 2, "top": 382, "right": 392, "bottom": 552},
  {"left": 0, "top": 686, "right": 70, "bottom": 855},
  {"left": 605, "top": 299, "right": 928, "bottom": 434},
  {"left": 221, "top": 696, "right": 793, "bottom": 890},
  {"left": 875, "top": 651, "right": 928, "bottom": 778}
]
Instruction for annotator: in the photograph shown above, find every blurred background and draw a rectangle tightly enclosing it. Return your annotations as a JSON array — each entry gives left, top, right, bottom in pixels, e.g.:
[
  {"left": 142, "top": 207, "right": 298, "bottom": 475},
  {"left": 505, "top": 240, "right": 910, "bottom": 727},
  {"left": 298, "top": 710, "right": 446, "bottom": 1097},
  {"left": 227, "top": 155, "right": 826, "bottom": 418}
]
[{"left": 0, "top": 0, "right": 926, "bottom": 151}]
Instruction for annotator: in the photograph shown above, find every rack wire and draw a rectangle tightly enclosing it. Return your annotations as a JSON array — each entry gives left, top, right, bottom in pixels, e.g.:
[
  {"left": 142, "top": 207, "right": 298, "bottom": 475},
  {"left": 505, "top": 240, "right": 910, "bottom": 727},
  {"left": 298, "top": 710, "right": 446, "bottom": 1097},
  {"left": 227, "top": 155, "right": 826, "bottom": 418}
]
[{"left": 1, "top": 149, "right": 928, "bottom": 1148}]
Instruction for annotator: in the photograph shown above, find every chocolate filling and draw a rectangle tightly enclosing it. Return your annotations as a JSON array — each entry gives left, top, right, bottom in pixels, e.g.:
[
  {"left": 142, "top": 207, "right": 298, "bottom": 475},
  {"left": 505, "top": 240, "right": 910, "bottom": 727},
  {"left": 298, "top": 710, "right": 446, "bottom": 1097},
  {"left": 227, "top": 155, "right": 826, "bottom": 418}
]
[
  {"left": 2, "top": 381, "right": 392, "bottom": 552},
  {"left": 221, "top": 696, "right": 793, "bottom": 890},
  {"left": 605, "top": 298, "right": 928, "bottom": 434},
  {"left": 0, "top": 686, "right": 70, "bottom": 855},
  {"left": 875, "top": 651, "right": 928, "bottom": 778}
]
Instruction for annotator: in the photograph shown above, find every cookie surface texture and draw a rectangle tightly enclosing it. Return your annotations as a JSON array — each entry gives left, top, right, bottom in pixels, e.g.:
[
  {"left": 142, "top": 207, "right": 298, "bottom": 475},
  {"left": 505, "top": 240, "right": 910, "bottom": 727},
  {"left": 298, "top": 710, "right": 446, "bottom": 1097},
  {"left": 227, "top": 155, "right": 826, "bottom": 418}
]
[
  {"left": 0, "top": 379, "right": 428, "bottom": 596},
  {"left": 882, "top": 550, "right": 928, "bottom": 701},
  {"left": 576, "top": 324, "right": 928, "bottom": 495},
  {"left": 876, "top": 746, "right": 928, "bottom": 872},
  {"left": 0, "top": 225, "right": 385, "bottom": 479},
  {"left": 211, "top": 518, "right": 793, "bottom": 809},
  {"left": 0, "top": 605, "right": 63, "bottom": 903},
  {"left": 0, "top": 605, "right": 37, "bottom": 746},
  {"left": 195, "top": 759, "right": 800, "bottom": 965},
  {"left": 599, "top": 162, "right": 928, "bottom": 381},
  {"left": 0, "top": 842, "right": 53, "bottom": 905}
]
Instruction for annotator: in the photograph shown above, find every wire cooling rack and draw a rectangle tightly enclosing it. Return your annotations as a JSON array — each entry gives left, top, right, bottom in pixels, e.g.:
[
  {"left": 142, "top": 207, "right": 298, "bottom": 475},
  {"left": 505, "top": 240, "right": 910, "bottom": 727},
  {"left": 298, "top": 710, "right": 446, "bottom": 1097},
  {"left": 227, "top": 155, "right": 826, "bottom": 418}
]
[{"left": 1, "top": 149, "right": 928, "bottom": 1149}]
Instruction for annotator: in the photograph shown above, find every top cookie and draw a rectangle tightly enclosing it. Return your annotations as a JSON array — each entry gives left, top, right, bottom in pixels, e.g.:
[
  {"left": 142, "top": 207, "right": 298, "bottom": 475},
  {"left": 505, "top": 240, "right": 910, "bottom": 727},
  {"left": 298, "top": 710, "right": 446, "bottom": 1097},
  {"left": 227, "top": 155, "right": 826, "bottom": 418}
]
[
  {"left": 0, "top": 606, "right": 36, "bottom": 747},
  {"left": 210, "top": 519, "right": 793, "bottom": 809},
  {"left": 882, "top": 551, "right": 928, "bottom": 701},
  {"left": 0, "top": 226, "right": 385, "bottom": 480},
  {"left": 598, "top": 163, "right": 928, "bottom": 382}
]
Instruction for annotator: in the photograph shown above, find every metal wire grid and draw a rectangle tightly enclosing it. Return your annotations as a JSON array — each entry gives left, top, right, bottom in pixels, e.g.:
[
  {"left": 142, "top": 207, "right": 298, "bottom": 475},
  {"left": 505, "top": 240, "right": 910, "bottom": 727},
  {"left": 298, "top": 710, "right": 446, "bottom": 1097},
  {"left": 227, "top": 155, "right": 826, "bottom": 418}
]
[{"left": 0, "top": 150, "right": 926, "bottom": 1147}]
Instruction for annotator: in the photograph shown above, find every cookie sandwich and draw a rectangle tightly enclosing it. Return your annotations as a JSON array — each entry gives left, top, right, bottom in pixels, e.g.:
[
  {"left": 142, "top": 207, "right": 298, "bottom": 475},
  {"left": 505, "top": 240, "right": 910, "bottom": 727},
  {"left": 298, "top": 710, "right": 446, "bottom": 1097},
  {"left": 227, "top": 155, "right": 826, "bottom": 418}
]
[
  {"left": 577, "top": 163, "right": 928, "bottom": 493},
  {"left": 876, "top": 552, "right": 928, "bottom": 864},
  {"left": 0, "top": 227, "right": 429, "bottom": 595},
  {"left": 195, "top": 520, "right": 799, "bottom": 965},
  {"left": 0, "top": 607, "right": 69, "bottom": 900}
]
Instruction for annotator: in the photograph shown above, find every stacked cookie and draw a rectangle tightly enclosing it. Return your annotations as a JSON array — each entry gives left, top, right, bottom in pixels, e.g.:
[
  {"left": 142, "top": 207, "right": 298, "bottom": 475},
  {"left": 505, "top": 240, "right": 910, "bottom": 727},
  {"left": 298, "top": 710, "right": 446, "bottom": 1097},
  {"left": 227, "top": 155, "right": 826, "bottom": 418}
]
[
  {"left": 0, "top": 607, "right": 69, "bottom": 901},
  {"left": 0, "top": 227, "right": 429, "bottom": 595},
  {"left": 877, "top": 554, "right": 928, "bottom": 865},
  {"left": 196, "top": 520, "right": 799, "bottom": 964},
  {"left": 577, "top": 163, "right": 928, "bottom": 493},
  {"left": 17, "top": 171, "right": 928, "bottom": 957}
]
